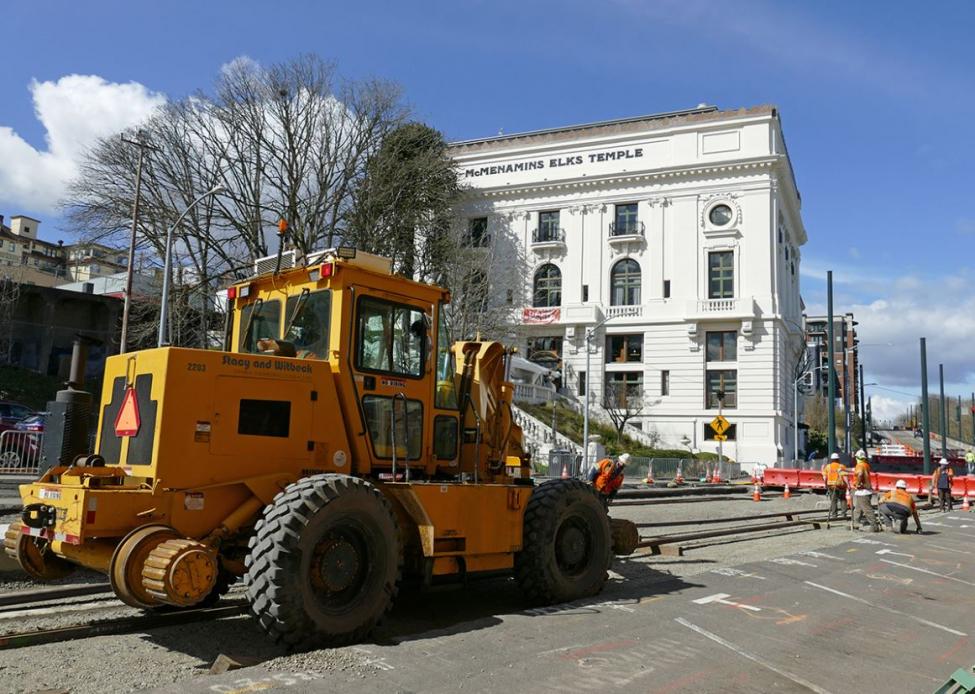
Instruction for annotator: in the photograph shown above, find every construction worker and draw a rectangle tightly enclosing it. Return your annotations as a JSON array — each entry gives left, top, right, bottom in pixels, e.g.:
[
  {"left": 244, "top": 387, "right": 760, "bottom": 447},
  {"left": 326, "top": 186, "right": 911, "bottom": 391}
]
[
  {"left": 590, "top": 452, "right": 629, "bottom": 505},
  {"left": 879, "top": 479, "right": 923, "bottom": 534},
  {"left": 851, "top": 449, "right": 880, "bottom": 532},
  {"left": 966, "top": 450, "right": 975, "bottom": 477},
  {"left": 932, "top": 458, "right": 955, "bottom": 511},
  {"left": 821, "top": 452, "right": 848, "bottom": 520}
]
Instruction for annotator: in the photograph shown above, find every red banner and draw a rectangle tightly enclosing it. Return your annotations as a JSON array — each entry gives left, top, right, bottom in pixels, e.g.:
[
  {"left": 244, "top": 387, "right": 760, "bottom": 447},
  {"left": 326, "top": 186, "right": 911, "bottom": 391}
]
[{"left": 522, "top": 307, "right": 561, "bottom": 324}]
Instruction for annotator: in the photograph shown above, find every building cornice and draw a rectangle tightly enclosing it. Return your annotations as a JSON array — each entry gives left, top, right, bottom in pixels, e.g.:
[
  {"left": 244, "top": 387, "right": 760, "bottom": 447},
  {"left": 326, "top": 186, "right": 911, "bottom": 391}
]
[{"left": 472, "top": 156, "right": 780, "bottom": 199}]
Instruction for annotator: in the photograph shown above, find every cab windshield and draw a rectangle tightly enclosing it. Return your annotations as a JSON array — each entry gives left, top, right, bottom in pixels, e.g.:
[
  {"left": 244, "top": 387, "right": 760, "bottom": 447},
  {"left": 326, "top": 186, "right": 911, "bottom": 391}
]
[
  {"left": 284, "top": 290, "right": 331, "bottom": 358},
  {"left": 239, "top": 299, "right": 281, "bottom": 353}
]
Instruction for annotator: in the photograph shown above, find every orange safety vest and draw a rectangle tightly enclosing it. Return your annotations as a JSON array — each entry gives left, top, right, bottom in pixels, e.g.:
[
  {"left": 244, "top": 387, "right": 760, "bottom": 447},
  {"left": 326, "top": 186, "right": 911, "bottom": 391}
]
[
  {"left": 594, "top": 458, "right": 625, "bottom": 495},
  {"left": 853, "top": 461, "right": 872, "bottom": 490},
  {"left": 882, "top": 488, "right": 916, "bottom": 512},
  {"left": 822, "top": 461, "right": 847, "bottom": 488}
]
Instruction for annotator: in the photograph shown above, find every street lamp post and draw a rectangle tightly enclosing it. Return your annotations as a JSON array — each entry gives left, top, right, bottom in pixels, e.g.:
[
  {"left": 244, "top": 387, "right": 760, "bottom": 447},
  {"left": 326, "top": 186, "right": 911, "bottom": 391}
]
[
  {"left": 582, "top": 314, "right": 613, "bottom": 477},
  {"left": 158, "top": 186, "right": 226, "bottom": 347},
  {"left": 794, "top": 365, "right": 825, "bottom": 465}
]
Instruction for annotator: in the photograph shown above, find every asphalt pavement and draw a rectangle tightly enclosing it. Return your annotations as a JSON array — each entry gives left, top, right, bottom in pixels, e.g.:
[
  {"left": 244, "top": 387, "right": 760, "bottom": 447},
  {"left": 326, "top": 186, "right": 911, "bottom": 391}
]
[{"left": 155, "top": 508, "right": 975, "bottom": 694}]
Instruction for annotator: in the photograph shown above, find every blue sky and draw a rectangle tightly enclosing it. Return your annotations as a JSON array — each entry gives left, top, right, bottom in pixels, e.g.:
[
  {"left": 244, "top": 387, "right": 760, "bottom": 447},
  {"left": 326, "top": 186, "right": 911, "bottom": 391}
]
[{"left": 1, "top": 0, "right": 973, "bottom": 416}]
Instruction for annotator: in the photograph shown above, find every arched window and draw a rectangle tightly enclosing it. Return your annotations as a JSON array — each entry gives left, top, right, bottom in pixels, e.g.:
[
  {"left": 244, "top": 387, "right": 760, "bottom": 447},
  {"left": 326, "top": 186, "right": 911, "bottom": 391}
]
[
  {"left": 533, "top": 264, "right": 561, "bottom": 308},
  {"left": 610, "top": 259, "right": 641, "bottom": 306}
]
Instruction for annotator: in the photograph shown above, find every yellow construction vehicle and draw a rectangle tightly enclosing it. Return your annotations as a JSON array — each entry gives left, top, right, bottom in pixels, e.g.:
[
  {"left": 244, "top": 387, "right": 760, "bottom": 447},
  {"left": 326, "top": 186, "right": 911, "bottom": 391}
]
[{"left": 4, "top": 248, "right": 619, "bottom": 647}]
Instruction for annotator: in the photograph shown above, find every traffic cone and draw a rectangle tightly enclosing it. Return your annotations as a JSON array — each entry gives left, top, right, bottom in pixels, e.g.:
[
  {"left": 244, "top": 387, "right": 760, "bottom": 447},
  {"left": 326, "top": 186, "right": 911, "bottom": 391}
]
[
  {"left": 783, "top": 484, "right": 791, "bottom": 500},
  {"left": 644, "top": 462, "right": 654, "bottom": 486},
  {"left": 561, "top": 462, "right": 569, "bottom": 480},
  {"left": 753, "top": 483, "right": 762, "bottom": 502},
  {"left": 712, "top": 465, "right": 722, "bottom": 484},
  {"left": 675, "top": 463, "right": 684, "bottom": 485},
  {"left": 963, "top": 494, "right": 970, "bottom": 512}
]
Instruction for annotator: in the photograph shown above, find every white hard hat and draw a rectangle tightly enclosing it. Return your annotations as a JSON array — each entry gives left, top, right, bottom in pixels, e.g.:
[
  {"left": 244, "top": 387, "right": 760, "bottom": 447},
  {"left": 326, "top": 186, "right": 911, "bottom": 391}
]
[
  {"left": 895, "top": 479, "right": 908, "bottom": 489},
  {"left": 940, "top": 458, "right": 949, "bottom": 466},
  {"left": 855, "top": 449, "right": 866, "bottom": 459},
  {"left": 618, "top": 453, "right": 631, "bottom": 465},
  {"left": 830, "top": 453, "right": 840, "bottom": 461}
]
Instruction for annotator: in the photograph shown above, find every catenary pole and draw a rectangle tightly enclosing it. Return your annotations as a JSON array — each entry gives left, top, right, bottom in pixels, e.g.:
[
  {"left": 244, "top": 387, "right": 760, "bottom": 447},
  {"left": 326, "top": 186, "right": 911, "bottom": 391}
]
[
  {"left": 859, "top": 362, "right": 867, "bottom": 456},
  {"left": 920, "top": 338, "right": 931, "bottom": 475},
  {"left": 826, "top": 271, "right": 836, "bottom": 456},
  {"left": 940, "top": 364, "right": 948, "bottom": 460}
]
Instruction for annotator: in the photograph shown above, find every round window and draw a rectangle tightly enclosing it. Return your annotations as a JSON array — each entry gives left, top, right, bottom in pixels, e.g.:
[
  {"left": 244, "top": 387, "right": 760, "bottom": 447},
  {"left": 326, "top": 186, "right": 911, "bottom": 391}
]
[{"left": 709, "top": 204, "right": 734, "bottom": 226}]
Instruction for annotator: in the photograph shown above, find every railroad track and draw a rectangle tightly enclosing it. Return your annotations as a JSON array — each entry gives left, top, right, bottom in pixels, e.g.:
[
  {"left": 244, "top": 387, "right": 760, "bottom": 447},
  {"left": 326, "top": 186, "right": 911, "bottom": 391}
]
[{"left": 0, "top": 582, "right": 247, "bottom": 650}]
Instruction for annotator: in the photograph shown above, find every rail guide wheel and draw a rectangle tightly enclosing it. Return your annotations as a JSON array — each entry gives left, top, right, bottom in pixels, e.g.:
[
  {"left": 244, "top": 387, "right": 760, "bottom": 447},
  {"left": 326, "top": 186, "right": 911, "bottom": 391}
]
[
  {"left": 3, "top": 521, "right": 75, "bottom": 581},
  {"left": 110, "top": 524, "right": 181, "bottom": 608},
  {"left": 514, "top": 479, "right": 612, "bottom": 605},
  {"left": 244, "top": 474, "right": 402, "bottom": 649}
]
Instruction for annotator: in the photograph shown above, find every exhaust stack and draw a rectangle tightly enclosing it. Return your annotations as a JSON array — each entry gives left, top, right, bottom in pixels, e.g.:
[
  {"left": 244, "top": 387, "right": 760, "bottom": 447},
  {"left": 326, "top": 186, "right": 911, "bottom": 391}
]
[{"left": 40, "top": 336, "right": 96, "bottom": 471}]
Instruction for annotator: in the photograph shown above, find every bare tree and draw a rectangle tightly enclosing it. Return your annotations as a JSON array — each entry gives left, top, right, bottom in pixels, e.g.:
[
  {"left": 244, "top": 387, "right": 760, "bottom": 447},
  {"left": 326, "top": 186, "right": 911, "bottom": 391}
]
[
  {"left": 65, "top": 55, "right": 407, "bottom": 347},
  {"left": 602, "top": 381, "right": 655, "bottom": 443}
]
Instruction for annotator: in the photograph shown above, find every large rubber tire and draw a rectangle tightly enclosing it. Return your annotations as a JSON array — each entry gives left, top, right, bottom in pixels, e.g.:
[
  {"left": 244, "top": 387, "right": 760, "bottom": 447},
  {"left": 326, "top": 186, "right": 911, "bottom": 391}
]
[
  {"left": 515, "top": 479, "right": 612, "bottom": 606},
  {"left": 244, "top": 474, "right": 402, "bottom": 649}
]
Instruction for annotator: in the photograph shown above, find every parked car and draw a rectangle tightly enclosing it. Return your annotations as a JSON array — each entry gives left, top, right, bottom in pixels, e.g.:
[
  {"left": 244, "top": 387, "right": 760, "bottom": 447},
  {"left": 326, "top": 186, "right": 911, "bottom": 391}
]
[
  {"left": 14, "top": 414, "right": 45, "bottom": 433},
  {"left": 0, "top": 402, "right": 40, "bottom": 468},
  {"left": 0, "top": 400, "right": 34, "bottom": 434}
]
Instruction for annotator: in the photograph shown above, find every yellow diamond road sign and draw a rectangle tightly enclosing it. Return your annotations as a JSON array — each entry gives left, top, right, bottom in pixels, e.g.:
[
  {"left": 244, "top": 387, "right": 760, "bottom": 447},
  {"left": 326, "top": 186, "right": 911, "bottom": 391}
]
[{"left": 711, "top": 415, "right": 730, "bottom": 436}]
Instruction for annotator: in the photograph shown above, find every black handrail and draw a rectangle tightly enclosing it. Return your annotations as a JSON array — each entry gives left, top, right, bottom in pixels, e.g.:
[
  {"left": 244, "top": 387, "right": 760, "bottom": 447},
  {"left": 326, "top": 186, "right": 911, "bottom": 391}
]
[{"left": 531, "top": 227, "right": 566, "bottom": 243}]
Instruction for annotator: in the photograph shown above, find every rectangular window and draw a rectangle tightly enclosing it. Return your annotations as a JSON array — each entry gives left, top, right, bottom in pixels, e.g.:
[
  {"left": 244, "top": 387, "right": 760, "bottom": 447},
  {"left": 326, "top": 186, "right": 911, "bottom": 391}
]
[
  {"left": 661, "top": 370, "right": 670, "bottom": 396},
  {"left": 466, "top": 217, "right": 489, "bottom": 247},
  {"left": 705, "top": 422, "right": 737, "bottom": 441},
  {"left": 433, "top": 415, "right": 458, "bottom": 460},
  {"left": 526, "top": 336, "right": 562, "bottom": 368},
  {"left": 238, "top": 399, "right": 291, "bottom": 438},
  {"left": 605, "top": 334, "right": 642, "bottom": 363},
  {"left": 538, "top": 210, "right": 560, "bottom": 241},
  {"left": 708, "top": 251, "right": 734, "bottom": 299},
  {"left": 614, "top": 203, "right": 639, "bottom": 234},
  {"left": 577, "top": 371, "right": 586, "bottom": 396},
  {"left": 362, "top": 395, "right": 423, "bottom": 460},
  {"left": 582, "top": 284, "right": 589, "bottom": 302},
  {"left": 284, "top": 290, "right": 331, "bottom": 358},
  {"left": 706, "top": 369, "right": 737, "bottom": 408},
  {"left": 663, "top": 280, "right": 670, "bottom": 298},
  {"left": 434, "top": 303, "right": 458, "bottom": 409},
  {"left": 604, "top": 371, "right": 643, "bottom": 407},
  {"left": 238, "top": 299, "right": 282, "bottom": 354},
  {"left": 706, "top": 331, "right": 737, "bottom": 362},
  {"left": 355, "top": 297, "right": 426, "bottom": 377}
]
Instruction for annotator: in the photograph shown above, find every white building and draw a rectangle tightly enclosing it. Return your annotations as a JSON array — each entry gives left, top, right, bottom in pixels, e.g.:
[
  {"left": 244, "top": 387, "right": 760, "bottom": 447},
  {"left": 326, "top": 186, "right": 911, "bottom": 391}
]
[{"left": 449, "top": 105, "right": 807, "bottom": 465}]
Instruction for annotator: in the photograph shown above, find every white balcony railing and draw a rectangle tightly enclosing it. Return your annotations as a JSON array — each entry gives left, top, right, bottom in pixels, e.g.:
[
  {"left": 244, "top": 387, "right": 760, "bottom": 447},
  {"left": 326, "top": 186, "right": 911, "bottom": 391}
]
[
  {"left": 697, "top": 298, "right": 737, "bottom": 313},
  {"left": 605, "top": 305, "right": 643, "bottom": 319}
]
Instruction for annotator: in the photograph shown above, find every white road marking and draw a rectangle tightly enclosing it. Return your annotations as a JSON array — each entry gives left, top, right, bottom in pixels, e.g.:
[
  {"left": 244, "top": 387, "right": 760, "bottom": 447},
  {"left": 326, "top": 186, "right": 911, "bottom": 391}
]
[
  {"left": 928, "top": 543, "right": 973, "bottom": 555},
  {"left": 851, "top": 537, "right": 894, "bottom": 546},
  {"left": 803, "top": 551, "right": 844, "bottom": 561},
  {"left": 675, "top": 618, "right": 833, "bottom": 694},
  {"left": 692, "top": 593, "right": 761, "bottom": 611},
  {"left": 803, "top": 581, "right": 965, "bottom": 636},
  {"left": 710, "top": 567, "right": 767, "bottom": 580},
  {"left": 876, "top": 548, "right": 915, "bottom": 558},
  {"left": 879, "top": 559, "right": 975, "bottom": 586},
  {"left": 769, "top": 557, "right": 817, "bottom": 568}
]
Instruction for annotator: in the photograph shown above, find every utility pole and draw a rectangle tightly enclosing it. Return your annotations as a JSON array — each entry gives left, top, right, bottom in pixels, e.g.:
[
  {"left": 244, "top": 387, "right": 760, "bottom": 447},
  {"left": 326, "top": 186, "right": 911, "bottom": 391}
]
[
  {"left": 939, "top": 363, "right": 948, "bottom": 460},
  {"left": 826, "top": 271, "right": 837, "bottom": 456},
  {"left": 842, "top": 337, "right": 851, "bottom": 455},
  {"left": 119, "top": 132, "right": 159, "bottom": 354},
  {"left": 859, "top": 362, "right": 867, "bottom": 455},
  {"left": 920, "top": 338, "right": 931, "bottom": 475}
]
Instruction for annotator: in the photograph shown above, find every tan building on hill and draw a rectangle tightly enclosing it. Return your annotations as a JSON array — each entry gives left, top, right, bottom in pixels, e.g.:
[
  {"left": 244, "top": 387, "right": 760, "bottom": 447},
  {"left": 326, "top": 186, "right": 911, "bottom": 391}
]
[{"left": 0, "top": 214, "right": 127, "bottom": 287}]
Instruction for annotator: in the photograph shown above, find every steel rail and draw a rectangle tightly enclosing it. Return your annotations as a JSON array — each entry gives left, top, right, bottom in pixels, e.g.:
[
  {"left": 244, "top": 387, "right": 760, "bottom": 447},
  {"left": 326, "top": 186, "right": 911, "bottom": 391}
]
[
  {"left": 0, "top": 583, "right": 112, "bottom": 608},
  {"left": 0, "top": 603, "right": 246, "bottom": 650}
]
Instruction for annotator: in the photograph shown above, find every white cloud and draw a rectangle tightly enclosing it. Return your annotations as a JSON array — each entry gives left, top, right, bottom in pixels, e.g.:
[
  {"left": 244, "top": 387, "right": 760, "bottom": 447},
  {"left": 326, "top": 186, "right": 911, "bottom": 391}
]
[
  {"left": 868, "top": 395, "right": 913, "bottom": 424},
  {"left": 0, "top": 74, "right": 165, "bottom": 215}
]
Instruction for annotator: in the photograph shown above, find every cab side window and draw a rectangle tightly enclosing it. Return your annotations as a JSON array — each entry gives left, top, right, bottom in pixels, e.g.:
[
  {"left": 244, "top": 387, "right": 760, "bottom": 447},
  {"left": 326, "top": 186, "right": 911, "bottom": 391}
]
[{"left": 356, "top": 297, "right": 426, "bottom": 377}]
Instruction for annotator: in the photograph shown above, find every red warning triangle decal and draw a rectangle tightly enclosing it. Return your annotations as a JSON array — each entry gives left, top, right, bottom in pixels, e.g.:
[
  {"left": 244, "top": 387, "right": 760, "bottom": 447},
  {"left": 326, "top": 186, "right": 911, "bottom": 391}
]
[{"left": 114, "top": 388, "right": 141, "bottom": 437}]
